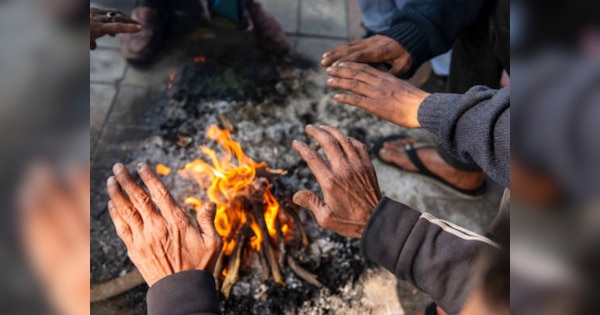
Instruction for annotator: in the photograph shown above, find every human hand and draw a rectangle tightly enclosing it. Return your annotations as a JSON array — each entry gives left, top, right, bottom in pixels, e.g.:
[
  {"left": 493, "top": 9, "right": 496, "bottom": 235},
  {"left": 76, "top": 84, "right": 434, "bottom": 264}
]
[
  {"left": 90, "top": 8, "right": 141, "bottom": 50},
  {"left": 326, "top": 62, "right": 430, "bottom": 128},
  {"left": 292, "top": 125, "right": 382, "bottom": 238},
  {"left": 106, "top": 162, "right": 222, "bottom": 287},
  {"left": 19, "top": 163, "right": 90, "bottom": 315},
  {"left": 321, "top": 35, "right": 412, "bottom": 75}
]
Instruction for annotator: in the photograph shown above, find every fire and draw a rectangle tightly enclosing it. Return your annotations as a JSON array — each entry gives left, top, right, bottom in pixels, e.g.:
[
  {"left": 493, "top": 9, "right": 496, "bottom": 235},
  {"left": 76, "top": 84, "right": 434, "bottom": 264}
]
[
  {"left": 193, "top": 55, "right": 206, "bottom": 64},
  {"left": 167, "top": 70, "right": 176, "bottom": 90},
  {"left": 178, "top": 125, "right": 284, "bottom": 255},
  {"left": 156, "top": 164, "right": 171, "bottom": 176}
]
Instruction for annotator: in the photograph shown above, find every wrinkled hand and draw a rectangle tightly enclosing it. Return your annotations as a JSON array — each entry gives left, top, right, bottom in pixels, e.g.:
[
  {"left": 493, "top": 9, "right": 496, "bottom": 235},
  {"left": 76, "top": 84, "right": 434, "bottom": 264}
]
[
  {"left": 90, "top": 8, "right": 141, "bottom": 50},
  {"left": 19, "top": 163, "right": 90, "bottom": 315},
  {"left": 292, "top": 125, "right": 382, "bottom": 238},
  {"left": 321, "top": 35, "right": 412, "bottom": 75},
  {"left": 106, "top": 162, "right": 222, "bottom": 287},
  {"left": 327, "top": 62, "right": 430, "bottom": 128}
]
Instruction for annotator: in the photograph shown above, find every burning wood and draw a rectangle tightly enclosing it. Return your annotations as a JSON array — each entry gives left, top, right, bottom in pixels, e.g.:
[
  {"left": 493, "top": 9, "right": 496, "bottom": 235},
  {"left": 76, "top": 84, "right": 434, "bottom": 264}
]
[{"left": 177, "top": 125, "right": 315, "bottom": 297}]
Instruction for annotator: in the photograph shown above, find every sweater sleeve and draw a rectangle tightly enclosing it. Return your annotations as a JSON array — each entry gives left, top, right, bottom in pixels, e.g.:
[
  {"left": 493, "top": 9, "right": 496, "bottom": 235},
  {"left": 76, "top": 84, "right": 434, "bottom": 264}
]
[
  {"left": 417, "top": 86, "right": 510, "bottom": 188},
  {"left": 147, "top": 270, "right": 221, "bottom": 315},
  {"left": 360, "top": 197, "right": 500, "bottom": 315},
  {"left": 378, "top": 0, "right": 488, "bottom": 77}
]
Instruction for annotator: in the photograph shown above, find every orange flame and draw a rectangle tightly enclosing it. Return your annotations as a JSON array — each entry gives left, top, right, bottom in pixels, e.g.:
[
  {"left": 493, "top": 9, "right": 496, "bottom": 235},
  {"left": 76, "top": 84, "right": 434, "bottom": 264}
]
[
  {"left": 194, "top": 55, "right": 206, "bottom": 64},
  {"left": 156, "top": 164, "right": 171, "bottom": 176},
  {"left": 178, "top": 125, "right": 284, "bottom": 255},
  {"left": 167, "top": 70, "right": 176, "bottom": 90}
]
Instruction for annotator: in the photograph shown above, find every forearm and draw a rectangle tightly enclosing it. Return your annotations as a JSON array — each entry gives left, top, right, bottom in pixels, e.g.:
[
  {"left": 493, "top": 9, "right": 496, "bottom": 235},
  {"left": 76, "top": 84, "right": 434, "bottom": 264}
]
[
  {"left": 147, "top": 270, "right": 221, "bottom": 315},
  {"left": 378, "top": 0, "right": 488, "bottom": 77},
  {"left": 417, "top": 86, "right": 510, "bottom": 187},
  {"left": 361, "top": 197, "right": 499, "bottom": 315}
]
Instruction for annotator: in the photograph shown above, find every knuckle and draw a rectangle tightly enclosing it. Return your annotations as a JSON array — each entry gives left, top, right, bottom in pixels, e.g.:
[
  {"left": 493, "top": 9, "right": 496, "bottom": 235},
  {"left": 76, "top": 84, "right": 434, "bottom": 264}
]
[
  {"left": 351, "top": 94, "right": 363, "bottom": 103},
  {"left": 153, "top": 184, "right": 170, "bottom": 201}
]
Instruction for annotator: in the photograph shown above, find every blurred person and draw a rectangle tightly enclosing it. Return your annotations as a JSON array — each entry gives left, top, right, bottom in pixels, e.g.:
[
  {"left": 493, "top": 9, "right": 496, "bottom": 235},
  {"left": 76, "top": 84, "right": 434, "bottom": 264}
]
[
  {"left": 357, "top": 0, "right": 452, "bottom": 93},
  {"left": 321, "top": 0, "right": 509, "bottom": 198},
  {"left": 106, "top": 162, "right": 222, "bottom": 315},
  {"left": 17, "top": 163, "right": 90, "bottom": 315},
  {"left": 90, "top": 7, "right": 142, "bottom": 50},
  {"left": 121, "top": 0, "right": 290, "bottom": 66}
]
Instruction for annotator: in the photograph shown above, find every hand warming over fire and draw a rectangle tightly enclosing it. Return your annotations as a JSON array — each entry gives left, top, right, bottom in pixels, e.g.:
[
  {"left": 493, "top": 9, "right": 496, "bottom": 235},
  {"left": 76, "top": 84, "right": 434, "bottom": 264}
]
[
  {"left": 292, "top": 125, "right": 382, "bottom": 238},
  {"left": 90, "top": 8, "right": 142, "bottom": 50},
  {"left": 321, "top": 35, "right": 412, "bottom": 75},
  {"left": 326, "top": 62, "right": 430, "bottom": 129},
  {"left": 106, "top": 162, "right": 223, "bottom": 287}
]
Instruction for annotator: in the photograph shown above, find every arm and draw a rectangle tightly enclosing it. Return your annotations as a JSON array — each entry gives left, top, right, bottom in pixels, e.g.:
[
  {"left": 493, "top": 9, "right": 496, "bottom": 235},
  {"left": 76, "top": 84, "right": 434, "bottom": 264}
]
[
  {"left": 418, "top": 87, "right": 510, "bottom": 187},
  {"left": 379, "top": 0, "right": 489, "bottom": 77},
  {"left": 106, "top": 163, "right": 223, "bottom": 315},
  {"left": 147, "top": 271, "right": 220, "bottom": 315},
  {"left": 361, "top": 197, "right": 499, "bottom": 315}
]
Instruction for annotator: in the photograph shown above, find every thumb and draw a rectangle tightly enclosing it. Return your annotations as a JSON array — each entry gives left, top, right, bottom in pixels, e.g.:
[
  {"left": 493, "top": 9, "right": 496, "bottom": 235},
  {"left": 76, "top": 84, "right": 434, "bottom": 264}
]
[
  {"left": 196, "top": 202, "right": 217, "bottom": 232},
  {"left": 293, "top": 190, "right": 328, "bottom": 218}
]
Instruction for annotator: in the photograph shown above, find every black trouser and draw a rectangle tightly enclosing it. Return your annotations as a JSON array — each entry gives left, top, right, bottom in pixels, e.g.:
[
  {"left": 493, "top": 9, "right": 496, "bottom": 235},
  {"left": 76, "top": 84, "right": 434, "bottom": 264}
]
[{"left": 437, "top": 0, "right": 510, "bottom": 172}]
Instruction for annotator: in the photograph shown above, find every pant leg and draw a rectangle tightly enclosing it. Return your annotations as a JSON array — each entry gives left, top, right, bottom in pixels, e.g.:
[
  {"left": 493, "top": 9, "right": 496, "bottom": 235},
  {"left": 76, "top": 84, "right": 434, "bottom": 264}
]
[
  {"left": 438, "top": 0, "right": 509, "bottom": 171},
  {"left": 358, "top": 0, "right": 406, "bottom": 32}
]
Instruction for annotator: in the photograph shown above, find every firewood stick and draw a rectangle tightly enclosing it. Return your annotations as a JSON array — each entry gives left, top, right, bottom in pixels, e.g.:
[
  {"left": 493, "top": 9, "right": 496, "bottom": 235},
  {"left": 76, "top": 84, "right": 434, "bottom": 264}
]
[
  {"left": 246, "top": 196, "right": 285, "bottom": 286},
  {"left": 282, "top": 201, "right": 309, "bottom": 248},
  {"left": 213, "top": 216, "right": 242, "bottom": 288},
  {"left": 212, "top": 250, "right": 226, "bottom": 289},
  {"left": 287, "top": 256, "right": 323, "bottom": 288},
  {"left": 275, "top": 217, "right": 286, "bottom": 267},
  {"left": 258, "top": 246, "right": 271, "bottom": 280},
  {"left": 90, "top": 268, "right": 145, "bottom": 302},
  {"left": 221, "top": 225, "right": 252, "bottom": 299}
]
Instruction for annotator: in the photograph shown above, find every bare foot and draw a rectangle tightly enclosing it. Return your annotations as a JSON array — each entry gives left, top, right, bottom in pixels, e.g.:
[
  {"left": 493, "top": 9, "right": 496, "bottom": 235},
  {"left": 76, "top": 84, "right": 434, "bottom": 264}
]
[{"left": 379, "top": 138, "right": 484, "bottom": 191}]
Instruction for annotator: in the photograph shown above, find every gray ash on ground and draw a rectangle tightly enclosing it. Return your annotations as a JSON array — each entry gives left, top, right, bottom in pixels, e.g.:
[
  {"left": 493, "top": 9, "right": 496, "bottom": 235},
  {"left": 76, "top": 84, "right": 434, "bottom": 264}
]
[{"left": 91, "top": 48, "right": 408, "bottom": 314}]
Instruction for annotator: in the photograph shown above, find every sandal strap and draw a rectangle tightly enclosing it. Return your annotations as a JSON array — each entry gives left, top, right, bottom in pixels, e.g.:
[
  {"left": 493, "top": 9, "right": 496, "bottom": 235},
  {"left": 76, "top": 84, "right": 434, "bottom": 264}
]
[{"left": 404, "top": 143, "right": 443, "bottom": 182}]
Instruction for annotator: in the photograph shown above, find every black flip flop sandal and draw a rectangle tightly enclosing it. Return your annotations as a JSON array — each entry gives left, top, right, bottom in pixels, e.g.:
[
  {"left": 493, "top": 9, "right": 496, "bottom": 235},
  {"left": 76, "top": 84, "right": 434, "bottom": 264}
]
[
  {"left": 424, "top": 303, "right": 438, "bottom": 315},
  {"left": 372, "top": 135, "right": 486, "bottom": 199}
]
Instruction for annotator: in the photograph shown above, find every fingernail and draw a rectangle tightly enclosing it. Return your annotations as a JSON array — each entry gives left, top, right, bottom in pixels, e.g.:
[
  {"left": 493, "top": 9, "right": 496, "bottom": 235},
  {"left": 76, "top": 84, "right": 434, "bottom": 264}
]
[
  {"left": 306, "top": 124, "right": 314, "bottom": 129},
  {"left": 113, "top": 163, "right": 124, "bottom": 174},
  {"left": 108, "top": 200, "right": 114, "bottom": 209},
  {"left": 137, "top": 163, "right": 145, "bottom": 171},
  {"left": 107, "top": 176, "right": 116, "bottom": 185},
  {"left": 327, "top": 78, "right": 334, "bottom": 84},
  {"left": 318, "top": 125, "right": 326, "bottom": 129}
]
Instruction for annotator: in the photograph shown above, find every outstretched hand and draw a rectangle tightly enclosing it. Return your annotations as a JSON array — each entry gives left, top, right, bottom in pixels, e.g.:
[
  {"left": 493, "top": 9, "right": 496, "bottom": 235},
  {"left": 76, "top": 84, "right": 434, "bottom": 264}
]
[
  {"left": 106, "top": 162, "right": 222, "bottom": 287},
  {"left": 326, "top": 62, "right": 430, "bottom": 128},
  {"left": 90, "top": 8, "right": 141, "bottom": 50},
  {"left": 321, "top": 35, "right": 412, "bottom": 75},
  {"left": 292, "top": 125, "right": 381, "bottom": 238}
]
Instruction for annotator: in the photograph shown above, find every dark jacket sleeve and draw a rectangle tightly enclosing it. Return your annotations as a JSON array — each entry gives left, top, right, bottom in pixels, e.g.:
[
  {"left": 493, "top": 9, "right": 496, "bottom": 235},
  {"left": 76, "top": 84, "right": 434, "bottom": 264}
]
[
  {"left": 378, "top": 0, "right": 488, "bottom": 77},
  {"left": 417, "top": 86, "right": 510, "bottom": 188},
  {"left": 361, "top": 197, "right": 500, "bottom": 315},
  {"left": 147, "top": 270, "right": 221, "bottom": 315}
]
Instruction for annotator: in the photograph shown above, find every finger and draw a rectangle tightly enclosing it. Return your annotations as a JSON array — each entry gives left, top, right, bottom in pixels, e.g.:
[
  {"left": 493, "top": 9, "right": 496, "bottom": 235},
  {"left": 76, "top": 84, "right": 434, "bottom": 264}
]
[
  {"left": 196, "top": 202, "right": 217, "bottom": 234},
  {"left": 321, "top": 41, "right": 361, "bottom": 66},
  {"left": 100, "top": 23, "right": 142, "bottom": 35},
  {"left": 136, "top": 162, "right": 185, "bottom": 222},
  {"left": 108, "top": 200, "right": 133, "bottom": 243},
  {"left": 319, "top": 126, "right": 361, "bottom": 162},
  {"left": 106, "top": 176, "right": 144, "bottom": 230},
  {"left": 326, "top": 64, "right": 380, "bottom": 87},
  {"left": 335, "top": 62, "right": 387, "bottom": 78},
  {"left": 304, "top": 125, "right": 347, "bottom": 165},
  {"left": 291, "top": 139, "right": 331, "bottom": 182},
  {"left": 327, "top": 77, "right": 378, "bottom": 99},
  {"left": 67, "top": 166, "right": 91, "bottom": 225},
  {"left": 293, "top": 190, "right": 330, "bottom": 226},
  {"left": 350, "top": 138, "right": 372, "bottom": 164},
  {"left": 112, "top": 163, "right": 157, "bottom": 222},
  {"left": 333, "top": 93, "right": 377, "bottom": 112}
]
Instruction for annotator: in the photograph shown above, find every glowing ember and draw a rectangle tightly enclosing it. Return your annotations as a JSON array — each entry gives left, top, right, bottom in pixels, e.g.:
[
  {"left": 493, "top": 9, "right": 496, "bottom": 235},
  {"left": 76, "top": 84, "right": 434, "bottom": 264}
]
[
  {"left": 167, "top": 70, "right": 176, "bottom": 90},
  {"left": 193, "top": 55, "right": 206, "bottom": 64},
  {"left": 178, "top": 125, "right": 288, "bottom": 255},
  {"left": 155, "top": 164, "right": 171, "bottom": 176}
]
